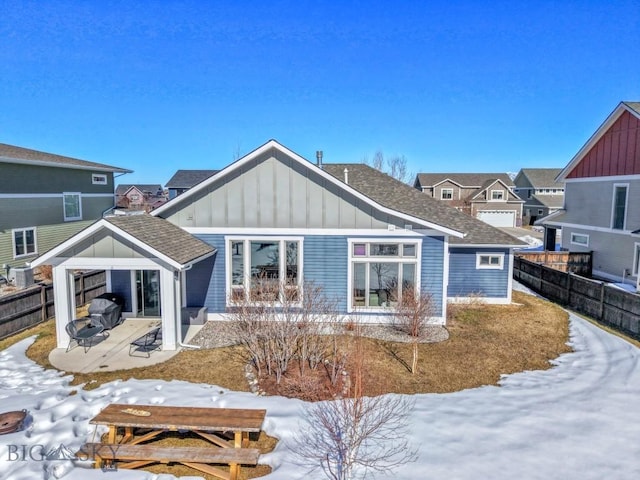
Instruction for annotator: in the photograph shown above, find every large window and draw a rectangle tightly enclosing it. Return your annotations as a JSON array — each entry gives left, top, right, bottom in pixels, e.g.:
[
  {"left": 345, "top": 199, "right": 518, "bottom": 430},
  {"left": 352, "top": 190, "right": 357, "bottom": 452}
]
[
  {"left": 350, "top": 240, "right": 419, "bottom": 309},
  {"left": 63, "top": 192, "right": 82, "bottom": 221},
  {"left": 612, "top": 184, "right": 628, "bottom": 230},
  {"left": 13, "top": 228, "right": 37, "bottom": 258},
  {"left": 228, "top": 238, "right": 301, "bottom": 304}
]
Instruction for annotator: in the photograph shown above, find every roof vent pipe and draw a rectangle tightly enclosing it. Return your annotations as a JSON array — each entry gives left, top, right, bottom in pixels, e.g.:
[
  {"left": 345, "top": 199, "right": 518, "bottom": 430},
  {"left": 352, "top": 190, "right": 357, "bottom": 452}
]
[
  {"left": 316, "top": 150, "right": 323, "bottom": 168},
  {"left": 344, "top": 167, "right": 349, "bottom": 184}
]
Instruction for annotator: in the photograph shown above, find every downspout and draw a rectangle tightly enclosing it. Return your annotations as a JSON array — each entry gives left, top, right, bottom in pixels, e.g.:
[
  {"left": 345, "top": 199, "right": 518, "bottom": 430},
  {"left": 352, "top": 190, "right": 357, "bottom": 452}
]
[{"left": 104, "top": 171, "right": 131, "bottom": 217}]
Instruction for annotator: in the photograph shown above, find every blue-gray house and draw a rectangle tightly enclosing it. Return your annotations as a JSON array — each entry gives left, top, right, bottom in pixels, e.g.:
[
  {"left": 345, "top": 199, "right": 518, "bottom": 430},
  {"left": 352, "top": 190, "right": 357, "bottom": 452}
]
[{"left": 32, "top": 140, "right": 523, "bottom": 351}]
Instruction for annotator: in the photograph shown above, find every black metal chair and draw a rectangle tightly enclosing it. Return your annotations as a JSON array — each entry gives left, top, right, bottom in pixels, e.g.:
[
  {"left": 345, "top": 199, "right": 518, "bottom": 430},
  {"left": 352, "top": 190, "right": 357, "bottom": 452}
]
[
  {"left": 129, "top": 327, "right": 162, "bottom": 357},
  {"left": 65, "top": 319, "right": 106, "bottom": 353}
]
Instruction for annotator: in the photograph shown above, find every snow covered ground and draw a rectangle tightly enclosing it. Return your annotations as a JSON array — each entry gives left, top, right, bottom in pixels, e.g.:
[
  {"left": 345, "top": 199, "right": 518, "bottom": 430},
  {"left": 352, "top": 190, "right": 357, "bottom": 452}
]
[{"left": 1, "top": 288, "right": 639, "bottom": 480}]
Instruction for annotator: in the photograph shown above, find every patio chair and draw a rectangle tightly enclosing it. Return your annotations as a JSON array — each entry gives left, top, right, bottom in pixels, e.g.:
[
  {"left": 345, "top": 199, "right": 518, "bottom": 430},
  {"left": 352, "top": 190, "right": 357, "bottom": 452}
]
[
  {"left": 65, "top": 319, "right": 107, "bottom": 353},
  {"left": 129, "top": 327, "right": 162, "bottom": 358}
]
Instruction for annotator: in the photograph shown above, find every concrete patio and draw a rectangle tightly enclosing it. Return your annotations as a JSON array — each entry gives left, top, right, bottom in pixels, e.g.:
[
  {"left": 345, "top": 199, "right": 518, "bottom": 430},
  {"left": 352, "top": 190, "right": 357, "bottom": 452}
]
[{"left": 49, "top": 319, "right": 203, "bottom": 374}]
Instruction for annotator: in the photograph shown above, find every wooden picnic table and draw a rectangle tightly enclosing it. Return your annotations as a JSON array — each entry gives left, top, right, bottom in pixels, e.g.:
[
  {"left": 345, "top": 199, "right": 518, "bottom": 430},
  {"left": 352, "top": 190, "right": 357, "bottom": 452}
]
[
  {"left": 87, "top": 403, "right": 266, "bottom": 480},
  {"left": 90, "top": 403, "right": 266, "bottom": 447}
]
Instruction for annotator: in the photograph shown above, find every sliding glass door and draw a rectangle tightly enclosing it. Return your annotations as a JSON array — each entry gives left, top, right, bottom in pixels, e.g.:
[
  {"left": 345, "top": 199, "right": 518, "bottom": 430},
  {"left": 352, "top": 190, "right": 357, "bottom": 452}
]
[{"left": 135, "top": 270, "right": 161, "bottom": 317}]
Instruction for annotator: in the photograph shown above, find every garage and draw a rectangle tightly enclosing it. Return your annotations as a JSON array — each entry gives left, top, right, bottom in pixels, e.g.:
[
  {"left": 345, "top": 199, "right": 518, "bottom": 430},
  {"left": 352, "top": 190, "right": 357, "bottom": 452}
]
[{"left": 477, "top": 210, "right": 516, "bottom": 227}]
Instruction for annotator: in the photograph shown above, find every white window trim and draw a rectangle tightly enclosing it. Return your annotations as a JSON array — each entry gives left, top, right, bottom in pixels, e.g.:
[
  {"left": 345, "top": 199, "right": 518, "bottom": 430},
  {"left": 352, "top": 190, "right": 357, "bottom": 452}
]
[
  {"left": 92, "top": 173, "right": 108, "bottom": 185},
  {"left": 633, "top": 242, "right": 640, "bottom": 277},
  {"left": 476, "top": 253, "right": 504, "bottom": 270},
  {"left": 490, "top": 190, "right": 505, "bottom": 201},
  {"left": 441, "top": 188, "right": 453, "bottom": 200},
  {"left": 63, "top": 192, "right": 82, "bottom": 221},
  {"left": 12, "top": 227, "right": 38, "bottom": 259},
  {"left": 570, "top": 232, "right": 589, "bottom": 247},
  {"left": 347, "top": 238, "right": 422, "bottom": 313},
  {"left": 224, "top": 236, "right": 304, "bottom": 306},
  {"left": 610, "top": 183, "right": 629, "bottom": 230}
]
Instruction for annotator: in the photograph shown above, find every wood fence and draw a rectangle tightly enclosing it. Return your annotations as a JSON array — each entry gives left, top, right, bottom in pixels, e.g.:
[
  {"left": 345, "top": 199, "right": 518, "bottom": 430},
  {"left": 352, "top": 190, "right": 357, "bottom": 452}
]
[
  {"left": 515, "top": 251, "right": 593, "bottom": 276},
  {"left": 513, "top": 257, "right": 640, "bottom": 339},
  {"left": 0, "top": 270, "right": 106, "bottom": 340}
]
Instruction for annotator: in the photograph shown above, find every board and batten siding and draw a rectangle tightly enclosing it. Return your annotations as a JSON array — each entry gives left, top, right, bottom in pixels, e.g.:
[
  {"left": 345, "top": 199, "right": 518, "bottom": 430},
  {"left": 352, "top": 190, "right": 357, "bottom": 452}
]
[
  {"left": 448, "top": 247, "right": 510, "bottom": 298},
  {"left": 161, "top": 150, "right": 417, "bottom": 230}
]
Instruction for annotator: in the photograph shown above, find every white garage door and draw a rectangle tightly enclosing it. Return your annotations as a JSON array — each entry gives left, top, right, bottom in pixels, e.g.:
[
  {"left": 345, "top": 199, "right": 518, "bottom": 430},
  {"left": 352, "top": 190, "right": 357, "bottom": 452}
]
[{"left": 477, "top": 210, "right": 515, "bottom": 227}]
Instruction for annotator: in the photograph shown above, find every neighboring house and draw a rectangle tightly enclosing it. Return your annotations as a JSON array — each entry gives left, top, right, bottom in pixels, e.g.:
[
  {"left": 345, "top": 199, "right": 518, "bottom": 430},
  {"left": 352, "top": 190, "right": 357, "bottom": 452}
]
[
  {"left": 513, "top": 168, "right": 564, "bottom": 223},
  {"left": 165, "top": 170, "right": 218, "bottom": 199},
  {"left": 0, "top": 142, "right": 131, "bottom": 274},
  {"left": 31, "top": 140, "right": 524, "bottom": 352},
  {"left": 115, "top": 184, "right": 166, "bottom": 212},
  {"left": 414, "top": 173, "right": 523, "bottom": 228},
  {"left": 539, "top": 101, "right": 640, "bottom": 290}
]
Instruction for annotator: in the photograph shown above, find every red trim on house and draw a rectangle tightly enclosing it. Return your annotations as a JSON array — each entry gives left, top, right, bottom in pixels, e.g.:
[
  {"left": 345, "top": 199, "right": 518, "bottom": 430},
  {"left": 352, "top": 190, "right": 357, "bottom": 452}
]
[{"left": 567, "top": 111, "right": 640, "bottom": 178}]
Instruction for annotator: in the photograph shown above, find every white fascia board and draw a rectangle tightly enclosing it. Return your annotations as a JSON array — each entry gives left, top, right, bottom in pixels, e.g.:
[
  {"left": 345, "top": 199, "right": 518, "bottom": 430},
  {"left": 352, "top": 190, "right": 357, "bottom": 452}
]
[
  {"left": 557, "top": 103, "right": 639, "bottom": 181},
  {"left": 563, "top": 174, "right": 640, "bottom": 183},
  {"left": 450, "top": 244, "right": 522, "bottom": 249},
  {"left": 184, "top": 227, "right": 445, "bottom": 237},
  {"left": 0, "top": 193, "right": 115, "bottom": 199},
  {"left": 152, "top": 139, "right": 465, "bottom": 238},
  {"left": 0, "top": 156, "right": 132, "bottom": 173},
  {"left": 431, "top": 178, "right": 467, "bottom": 188},
  {"left": 543, "top": 221, "right": 637, "bottom": 236}
]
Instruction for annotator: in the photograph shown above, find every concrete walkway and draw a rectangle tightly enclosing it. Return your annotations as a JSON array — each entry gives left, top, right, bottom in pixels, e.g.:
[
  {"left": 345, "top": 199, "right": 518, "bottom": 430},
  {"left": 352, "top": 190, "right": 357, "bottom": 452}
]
[{"left": 49, "top": 319, "right": 203, "bottom": 374}]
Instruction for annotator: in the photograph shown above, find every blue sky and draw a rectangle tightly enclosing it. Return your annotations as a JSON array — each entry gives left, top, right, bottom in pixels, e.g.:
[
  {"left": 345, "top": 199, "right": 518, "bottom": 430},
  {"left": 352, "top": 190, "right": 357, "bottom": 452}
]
[{"left": 1, "top": 0, "right": 639, "bottom": 185}]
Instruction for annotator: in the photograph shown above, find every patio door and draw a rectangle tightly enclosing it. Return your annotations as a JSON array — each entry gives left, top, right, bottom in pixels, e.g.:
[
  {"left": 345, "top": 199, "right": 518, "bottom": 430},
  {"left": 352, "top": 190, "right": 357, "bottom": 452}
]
[{"left": 135, "top": 270, "right": 161, "bottom": 317}]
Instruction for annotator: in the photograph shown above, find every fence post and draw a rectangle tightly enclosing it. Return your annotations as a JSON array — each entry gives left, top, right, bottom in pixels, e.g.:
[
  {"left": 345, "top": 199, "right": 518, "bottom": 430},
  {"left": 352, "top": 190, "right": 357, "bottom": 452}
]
[
  {"left": 599, "top": 283, "right": 605, "bottom": 320},
  {"left": 40, "top": 285, "right": 47, "bottom": 322},
  {"left": 566, "top": 272, "right": 571, "bottom": 306}
]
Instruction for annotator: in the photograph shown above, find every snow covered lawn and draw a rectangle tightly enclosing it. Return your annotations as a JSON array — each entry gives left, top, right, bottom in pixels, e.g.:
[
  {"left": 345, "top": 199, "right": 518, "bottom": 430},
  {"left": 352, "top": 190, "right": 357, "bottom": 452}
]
[{"left": 1, "top": 293, "right": 639, "bottom": 479}]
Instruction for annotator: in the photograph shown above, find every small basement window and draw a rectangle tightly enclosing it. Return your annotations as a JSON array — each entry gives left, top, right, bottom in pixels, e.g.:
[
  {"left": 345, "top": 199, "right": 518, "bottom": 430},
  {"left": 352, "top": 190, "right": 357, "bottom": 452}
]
[
  {"left": 476, "top": 253, "right": 504, "bottom": 269},
  {"left": 570, "top": 233, "right": 589, "bottom": 247}
]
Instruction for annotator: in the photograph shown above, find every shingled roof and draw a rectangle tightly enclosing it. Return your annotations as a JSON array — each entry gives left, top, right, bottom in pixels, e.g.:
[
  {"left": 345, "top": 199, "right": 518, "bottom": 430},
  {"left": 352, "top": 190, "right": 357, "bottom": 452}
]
[
  {"left": 324, "top": 164, "right": 524, "bottom": 246},
  {"left": 165, "top": 170, "right": 218, "bottom": 188},
  {"left": 104, "top": 214, "right": 215, "bottom": 266},
  {"left": 623, "top": 101, "right": 640, "bottom": 115},
  {"left": 516, "top": 168, "right": 564, "bottom": 189},
  {"left": 0, "top": 142, "right": 131, "bottom": 173},
  {"left": 415, "top": 172, "right": 514, "bottom": 188}
]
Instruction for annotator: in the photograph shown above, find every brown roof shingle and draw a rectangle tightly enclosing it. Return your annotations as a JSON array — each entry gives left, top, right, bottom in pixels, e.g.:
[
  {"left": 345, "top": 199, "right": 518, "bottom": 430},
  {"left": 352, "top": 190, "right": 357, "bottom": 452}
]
[
  {"left": 324, "top": 164, "right": 524, "bottom": 246},
  {"left": 105, "top": 214, "right": 215, "bottom": 266},
  {"left": 0, "top": 142, "right": 131, "bottom": 173}
]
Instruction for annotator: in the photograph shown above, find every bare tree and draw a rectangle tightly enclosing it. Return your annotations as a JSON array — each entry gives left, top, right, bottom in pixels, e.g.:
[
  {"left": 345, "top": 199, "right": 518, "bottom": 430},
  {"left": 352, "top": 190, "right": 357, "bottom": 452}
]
[
  {"left": 392, "top": 289, "right": 435, "bottom": 374},
  {"left": 292, "top": 318, "right": 417, "bottom": 479},
  {"left": 291, "top": 394, "right": 417, "bottom": 480},
  {"left": 228, "top": 280, "right": 342, "bottom": 385},
  {"left": 363, "top": 150, "right": 413, "bottom": 184}
]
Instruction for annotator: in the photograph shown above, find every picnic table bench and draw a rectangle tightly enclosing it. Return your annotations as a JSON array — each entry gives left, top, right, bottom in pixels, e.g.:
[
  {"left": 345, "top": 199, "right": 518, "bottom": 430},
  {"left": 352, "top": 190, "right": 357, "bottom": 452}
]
[
  {"left": 81, "top": 443, "right": 260, "bottom": 480},
  {"left": 87, "top": 403, "right": 267, "bottom": 480}
]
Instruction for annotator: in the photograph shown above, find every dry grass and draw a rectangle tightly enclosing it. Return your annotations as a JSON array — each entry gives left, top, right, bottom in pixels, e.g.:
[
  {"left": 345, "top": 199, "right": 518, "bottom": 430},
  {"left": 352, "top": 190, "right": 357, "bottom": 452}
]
[{"left": 1, "top": 290, "right": 585, "bottom": 479}]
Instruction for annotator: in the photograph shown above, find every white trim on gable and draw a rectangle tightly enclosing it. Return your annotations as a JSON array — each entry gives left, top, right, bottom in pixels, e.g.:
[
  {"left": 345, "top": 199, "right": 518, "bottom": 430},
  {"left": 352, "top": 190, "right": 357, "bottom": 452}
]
[
  {"left": 557, "top": 102, "right": 640, "bottom": 181},
  {"left": 152, "top": 140, "right": 465, "bottom": 238},
  {"left": 28, "top": 219, "right": 186, "bottom": 271}
]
